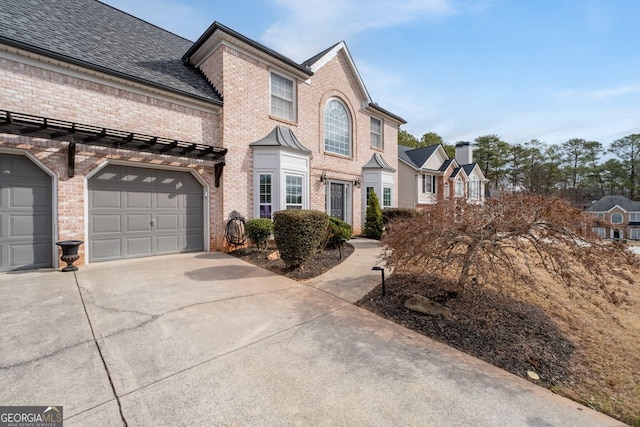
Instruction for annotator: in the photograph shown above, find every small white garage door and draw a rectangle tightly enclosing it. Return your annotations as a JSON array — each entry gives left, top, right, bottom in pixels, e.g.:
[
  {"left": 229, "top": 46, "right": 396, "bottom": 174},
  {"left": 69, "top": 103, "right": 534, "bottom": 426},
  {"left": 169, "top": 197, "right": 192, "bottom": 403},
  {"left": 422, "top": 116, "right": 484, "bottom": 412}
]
[
  {"left": 88, "top": 165, "right": 204, "bottom": 262},
  {"left": 0, "top": 153, "right": 53, "bottom": 271}
]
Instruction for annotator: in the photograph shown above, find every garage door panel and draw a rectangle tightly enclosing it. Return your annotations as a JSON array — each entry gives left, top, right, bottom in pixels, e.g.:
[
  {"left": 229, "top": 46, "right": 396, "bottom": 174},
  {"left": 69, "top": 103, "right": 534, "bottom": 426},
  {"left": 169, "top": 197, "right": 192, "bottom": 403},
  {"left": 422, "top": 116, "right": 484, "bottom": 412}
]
[
  {"left": 126, "top": 214, "right": 152, "bottom": 232},
  {"left": 126, "top": 191, "right": 152, "bottom": 208},
  {"left": 184, "top": 213, "right": 203, "bottom": 231},
  {"left": 91, "top": 214, "right": 121, "bottom": 234},
  {"left": 89, "top": 165, "right": 204, "bottom": 262},
  {"left": 126, "top": 237, "right": 153, "bottom": 255},
  {"left": 9, "top": 185, "right": 51, "bottom": 208},
  {"left": 156, "top": 214, "right": 178, "bottom": 231},
  {"left": 92, "top": 239, "right": 122, "bottom": 260},
  {"left": 184, "top": 193, "right": 203, "bottom": 209},
  {"left": 157, "top": 235, "right": 179, "bottom": 253},
  {"left": 156, "top": 192, "right": 179, "bottom": 209},
  {"left": 9, "top": 214, "right": 51, "bottom": 237},
  {"left": 92, "top": 189, "right": 121, "bottom": 209},
  {"left": 184, "top": 232, "right": 203, "bottom": 251}
]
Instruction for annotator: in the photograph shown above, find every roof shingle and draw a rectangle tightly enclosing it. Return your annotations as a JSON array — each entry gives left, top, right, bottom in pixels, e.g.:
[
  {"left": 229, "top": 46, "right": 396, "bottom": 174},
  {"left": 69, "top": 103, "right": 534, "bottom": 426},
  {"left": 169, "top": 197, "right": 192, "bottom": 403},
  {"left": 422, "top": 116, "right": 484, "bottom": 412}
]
[{"left": 0, "top": 0, "right": 221, "bottom": 104}]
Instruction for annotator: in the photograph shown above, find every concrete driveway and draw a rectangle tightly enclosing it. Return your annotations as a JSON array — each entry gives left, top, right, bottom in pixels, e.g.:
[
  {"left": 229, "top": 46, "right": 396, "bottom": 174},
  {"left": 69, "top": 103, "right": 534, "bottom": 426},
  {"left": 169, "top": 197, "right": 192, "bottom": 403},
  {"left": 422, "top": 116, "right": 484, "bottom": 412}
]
[{"left": 0, "top": 252, "right": 623, "bottom": 426}]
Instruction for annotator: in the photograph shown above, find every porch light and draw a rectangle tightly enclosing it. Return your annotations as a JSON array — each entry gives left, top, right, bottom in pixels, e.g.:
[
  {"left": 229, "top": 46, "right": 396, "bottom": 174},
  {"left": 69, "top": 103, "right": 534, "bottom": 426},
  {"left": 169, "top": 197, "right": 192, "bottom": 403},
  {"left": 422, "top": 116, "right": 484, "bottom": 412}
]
[
  {"left": 353, "top": 176, "right": 362, "bottom": 188},
  {"left": 320, "top": 170, "right": 327, "bottom": 184}
]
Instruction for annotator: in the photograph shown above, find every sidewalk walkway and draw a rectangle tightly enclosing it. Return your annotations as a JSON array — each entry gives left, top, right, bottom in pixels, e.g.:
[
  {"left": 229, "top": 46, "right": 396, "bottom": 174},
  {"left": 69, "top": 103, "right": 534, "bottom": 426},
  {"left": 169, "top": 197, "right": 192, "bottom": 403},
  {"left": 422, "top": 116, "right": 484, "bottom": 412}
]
[{"left": 302, "top": 237, "right": 386, "bottom": 303}]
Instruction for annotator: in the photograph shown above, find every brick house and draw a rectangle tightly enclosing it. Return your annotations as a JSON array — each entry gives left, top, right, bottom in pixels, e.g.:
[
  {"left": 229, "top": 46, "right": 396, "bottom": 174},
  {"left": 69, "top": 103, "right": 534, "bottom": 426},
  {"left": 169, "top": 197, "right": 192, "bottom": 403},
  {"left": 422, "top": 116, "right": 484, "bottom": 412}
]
[
  {"left": 585, "top": 195, "right": 640, "bottom": 241},
  {"left": 0, "top": 0, "right": 404, "bottom": 271},
  {"left": 397, "top": 142, "right": 487, "bottom": 209}
]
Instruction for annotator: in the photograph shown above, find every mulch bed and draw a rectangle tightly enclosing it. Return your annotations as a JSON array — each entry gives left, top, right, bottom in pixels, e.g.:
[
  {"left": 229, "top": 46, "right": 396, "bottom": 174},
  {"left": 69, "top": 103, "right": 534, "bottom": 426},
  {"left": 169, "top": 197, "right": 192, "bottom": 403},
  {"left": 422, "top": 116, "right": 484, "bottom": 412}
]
[
  {"left": 229, "top": 243, "right": 354, "bottom": 280},
  {"left": 357, "top": 273, "right": 576, "bottom": 388}
]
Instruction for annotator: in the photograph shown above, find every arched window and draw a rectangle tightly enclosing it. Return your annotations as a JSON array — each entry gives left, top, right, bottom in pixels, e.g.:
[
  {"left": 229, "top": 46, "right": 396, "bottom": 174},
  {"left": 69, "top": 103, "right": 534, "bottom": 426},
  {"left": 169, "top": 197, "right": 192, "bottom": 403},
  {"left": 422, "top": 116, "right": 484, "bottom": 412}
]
[
  {"left": 324, "top": 99, "right": 351, "bottom": 156},
  {"left": 611, "top": 213, "right": 623, "bottom": 224}
]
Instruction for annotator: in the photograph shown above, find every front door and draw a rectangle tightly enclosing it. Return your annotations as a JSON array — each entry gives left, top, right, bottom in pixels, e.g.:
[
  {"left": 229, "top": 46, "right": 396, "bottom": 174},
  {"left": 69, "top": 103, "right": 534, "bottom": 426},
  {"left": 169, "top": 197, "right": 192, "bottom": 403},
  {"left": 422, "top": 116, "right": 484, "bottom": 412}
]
[{"left": 330, "top": 183, "right": 344, "bottom": 220}]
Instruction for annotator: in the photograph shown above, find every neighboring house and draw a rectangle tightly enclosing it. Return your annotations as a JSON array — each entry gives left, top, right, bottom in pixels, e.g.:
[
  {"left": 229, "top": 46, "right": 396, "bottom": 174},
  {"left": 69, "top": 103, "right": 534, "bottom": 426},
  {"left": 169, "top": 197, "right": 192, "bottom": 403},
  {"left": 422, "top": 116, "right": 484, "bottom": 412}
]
[
  {"left": 0, "top": 0, "right": 404, "bottom": 271},
  {"left": 585, "top": 195, "right": 640, "bottom": 240},
  {"left": 397, "top": 142, "right": 487, "bottom": 209}
]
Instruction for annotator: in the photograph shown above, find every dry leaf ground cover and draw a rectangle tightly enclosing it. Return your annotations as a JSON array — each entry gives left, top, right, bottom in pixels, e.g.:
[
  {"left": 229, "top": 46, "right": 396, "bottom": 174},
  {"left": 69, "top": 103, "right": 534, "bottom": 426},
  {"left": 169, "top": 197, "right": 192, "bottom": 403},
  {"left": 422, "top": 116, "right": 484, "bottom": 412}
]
[{"left": 358, "top": 243, "right": 640, "bottom": 426}]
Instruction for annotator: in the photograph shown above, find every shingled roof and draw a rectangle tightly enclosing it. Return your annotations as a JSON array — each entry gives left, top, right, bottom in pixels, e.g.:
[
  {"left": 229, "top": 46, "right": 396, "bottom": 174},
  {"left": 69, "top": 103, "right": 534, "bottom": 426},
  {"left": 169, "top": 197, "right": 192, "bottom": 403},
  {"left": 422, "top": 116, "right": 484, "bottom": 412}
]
[
  {"left": 585, "top": 195, "right": 640, "bottom": 212},
  {"left": 0, "top": 0, "right": 222, "bottom": 104},
  {"left": 398, "top": 144, "right": 440, "bottom": 169}
]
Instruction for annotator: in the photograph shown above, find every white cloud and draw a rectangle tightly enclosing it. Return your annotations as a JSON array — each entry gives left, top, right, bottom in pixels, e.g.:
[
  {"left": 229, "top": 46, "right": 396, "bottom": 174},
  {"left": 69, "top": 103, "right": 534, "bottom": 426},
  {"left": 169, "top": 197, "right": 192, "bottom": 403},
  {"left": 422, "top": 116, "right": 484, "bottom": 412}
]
[{"left": 262, "top": 0, "right": 455, "bottom": 60}]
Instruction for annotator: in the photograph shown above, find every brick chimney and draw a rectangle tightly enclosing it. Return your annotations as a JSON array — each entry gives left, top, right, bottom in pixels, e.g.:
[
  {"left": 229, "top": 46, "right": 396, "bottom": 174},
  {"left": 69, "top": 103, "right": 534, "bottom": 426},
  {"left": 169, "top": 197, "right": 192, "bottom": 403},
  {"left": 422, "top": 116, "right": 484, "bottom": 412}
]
[{"left": 455, "top": 141, "right": 473, "bottom": 165}]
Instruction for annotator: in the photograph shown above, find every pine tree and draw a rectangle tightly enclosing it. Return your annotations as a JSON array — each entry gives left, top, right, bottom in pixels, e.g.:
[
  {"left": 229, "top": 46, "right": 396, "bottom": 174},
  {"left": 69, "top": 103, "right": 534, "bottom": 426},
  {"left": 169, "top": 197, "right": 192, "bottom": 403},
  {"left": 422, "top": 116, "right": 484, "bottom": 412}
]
[{"left": 364, "top": 190, "right": 383, "bottom": 239}]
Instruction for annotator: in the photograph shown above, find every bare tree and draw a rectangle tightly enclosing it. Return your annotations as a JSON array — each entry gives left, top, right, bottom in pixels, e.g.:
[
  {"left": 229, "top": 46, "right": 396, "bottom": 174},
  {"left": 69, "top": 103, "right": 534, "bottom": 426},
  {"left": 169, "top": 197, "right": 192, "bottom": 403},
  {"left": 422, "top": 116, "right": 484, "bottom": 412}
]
[{"left": 383, "top": 193, "right": 638, "bottom": 315}]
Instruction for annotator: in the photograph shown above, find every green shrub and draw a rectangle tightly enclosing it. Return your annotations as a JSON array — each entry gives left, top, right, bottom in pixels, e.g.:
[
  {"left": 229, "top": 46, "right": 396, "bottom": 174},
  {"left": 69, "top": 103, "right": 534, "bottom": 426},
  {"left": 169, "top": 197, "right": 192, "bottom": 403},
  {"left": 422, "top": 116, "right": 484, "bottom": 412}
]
[
  {"left": 245, "top": 218, "right": 273, "bottom": 252},
  {"left": 273, "top": 210, "right": 329, "bottom": 268},
  {"left": 322, "top": 216, "right": 353, "bottom": 248},
  {"left": 364, "top": 190, "right": 383, "bottom": 239},
  {"left": 382, "top": 208, "right": 417, "bottom": 227}
]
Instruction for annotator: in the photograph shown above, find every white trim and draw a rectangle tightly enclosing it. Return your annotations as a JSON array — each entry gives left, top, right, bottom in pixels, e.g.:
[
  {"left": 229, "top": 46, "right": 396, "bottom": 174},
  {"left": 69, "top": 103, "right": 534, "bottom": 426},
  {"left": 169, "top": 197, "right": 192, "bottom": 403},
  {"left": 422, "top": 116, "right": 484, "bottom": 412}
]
[
  {"left": 0, "top": 147, "right": 58, "bottom": 269},
  {"left": 84, "top": 160, "right": 210, "bottom": 264},
  {"left": 308, "top": 42, "right": 371, "bottom": 102},
  {"left": 0, "top": 47, "right": 222, "bottom": 114}
]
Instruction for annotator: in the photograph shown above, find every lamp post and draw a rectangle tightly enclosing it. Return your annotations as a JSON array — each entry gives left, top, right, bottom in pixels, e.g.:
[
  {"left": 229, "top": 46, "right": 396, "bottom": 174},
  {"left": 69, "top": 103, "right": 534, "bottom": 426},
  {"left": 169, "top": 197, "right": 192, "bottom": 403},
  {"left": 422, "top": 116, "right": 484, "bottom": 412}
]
[{"left": 371, "top": 266, "right": 385, "bottom": 296}]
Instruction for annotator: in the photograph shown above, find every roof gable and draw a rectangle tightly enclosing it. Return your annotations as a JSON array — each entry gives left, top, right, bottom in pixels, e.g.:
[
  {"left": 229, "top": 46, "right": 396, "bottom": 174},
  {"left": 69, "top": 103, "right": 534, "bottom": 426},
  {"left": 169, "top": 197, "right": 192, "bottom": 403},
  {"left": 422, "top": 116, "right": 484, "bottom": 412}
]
[
  {"left": 304, "top": 41, "right": 371, "bottom": 103},
  {"left": 0, "top": 0, "right": 222, "bottom": 105},
  {"left": 398, "top": 144, "right": 437, "bottom": 169}
]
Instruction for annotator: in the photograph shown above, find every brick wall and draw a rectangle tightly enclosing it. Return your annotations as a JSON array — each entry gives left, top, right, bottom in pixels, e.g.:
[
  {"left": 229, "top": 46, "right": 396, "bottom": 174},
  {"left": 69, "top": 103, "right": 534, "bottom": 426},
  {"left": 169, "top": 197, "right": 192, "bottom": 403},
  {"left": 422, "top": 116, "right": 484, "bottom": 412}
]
[
  {"left": 0, "top": 52, "right": 226, "bottom": 258},
  {"left": 199, "top": 45, "right": 400, "bottom": 234}
]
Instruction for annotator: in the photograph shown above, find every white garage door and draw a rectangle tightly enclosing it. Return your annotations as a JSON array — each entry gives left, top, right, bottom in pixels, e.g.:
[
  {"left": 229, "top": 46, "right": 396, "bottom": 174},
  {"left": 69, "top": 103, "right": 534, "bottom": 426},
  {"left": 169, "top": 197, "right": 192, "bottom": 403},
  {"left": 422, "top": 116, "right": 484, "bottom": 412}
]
[
  {"left": 88, "top": 165, "right": 204, "bottom": 262},
  {"left": 0, "top": 153, "right": 53, "bottom": 271}
]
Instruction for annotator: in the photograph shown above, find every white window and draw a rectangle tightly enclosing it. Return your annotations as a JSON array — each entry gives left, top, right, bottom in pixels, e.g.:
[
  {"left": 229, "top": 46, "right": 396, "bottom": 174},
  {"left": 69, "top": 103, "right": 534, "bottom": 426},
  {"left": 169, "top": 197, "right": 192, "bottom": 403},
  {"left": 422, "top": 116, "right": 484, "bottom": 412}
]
[
  {"left": 366, "top": 186, "right": 374, "bottom": 206},
  {"left": 468, "top": 178, "right": 481, "bottom": 199},
  {"left": 630, "top": 213, "right": 640, "bottom": 222},
  {"left": 444, "top": 181, "right": 450, "bottom": 199},
  {"left": 422, "top": 174, "right": 436, "bottom": 194},
  {"left": 285, "top": 175, "right": 303, "bottom": 209},
  {"left": 259, "top": 173, "right": 272, "bottom": 218},
  {"left": 324, "top": 99, "right": 351, "bottom": 156},
  {"left": 590, "top": 212, "right": 605, "bottom": 219},
  {"left": 383, "top": 187, "right": 392, "bottom": 208},
  {"left": 592, "top": 227, "right": 606, "bottom": 238},
  {"left": 370, "top": 117, "right": 382, "bottom": 149},
  {"left": 630, "top": 228, "right": 640, "bottom": 240},
  {"left": 455, "top": 178, "right": 464, "bottom": 197},
  {"left": 271, "top": 72, "right": 295, "bottom": 121},
  {"left": 611, "top": 213, "right": 623, "bottom": 224}
]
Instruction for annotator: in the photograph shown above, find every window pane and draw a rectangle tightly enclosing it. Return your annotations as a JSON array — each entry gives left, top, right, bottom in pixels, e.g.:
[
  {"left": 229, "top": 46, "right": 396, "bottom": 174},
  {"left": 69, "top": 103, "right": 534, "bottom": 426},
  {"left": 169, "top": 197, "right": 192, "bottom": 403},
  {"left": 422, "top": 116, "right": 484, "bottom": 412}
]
[
  {"left": 259, "top": 174, "right": 272, "bottom": 218},
  {"left": 611, "top": 213, "right": 623, "bottom": 224},
  {"left": 324, "top": 99, "right": 350, "bottom": 156},
  {"left": 271, "top": 73, "right": 294, "bottom": 121},
  {"left": 383, "top": 187, "right": 391, "bottom": 207},
  {"left": 370, "top": 117, "right": 382, "bottom": 149},
  {"left": 285, "top": 175, "right": 303, "bottom": 208}
]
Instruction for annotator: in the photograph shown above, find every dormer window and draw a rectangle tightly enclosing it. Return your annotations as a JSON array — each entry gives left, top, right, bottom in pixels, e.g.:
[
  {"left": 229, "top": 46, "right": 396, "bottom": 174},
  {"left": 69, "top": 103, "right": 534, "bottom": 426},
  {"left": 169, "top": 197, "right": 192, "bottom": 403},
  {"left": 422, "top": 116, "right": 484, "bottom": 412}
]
[{"left": 270, "top": 72, "right": 295, "bottom": 122}]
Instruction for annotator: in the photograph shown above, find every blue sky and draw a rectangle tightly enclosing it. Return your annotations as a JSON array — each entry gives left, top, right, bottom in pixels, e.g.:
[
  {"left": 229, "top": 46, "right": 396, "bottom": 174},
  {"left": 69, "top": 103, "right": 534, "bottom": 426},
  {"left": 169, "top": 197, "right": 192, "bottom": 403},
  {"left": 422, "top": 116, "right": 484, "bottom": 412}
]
[{"left": 102, "top": 0, "right": 639, "bottom": 149}]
